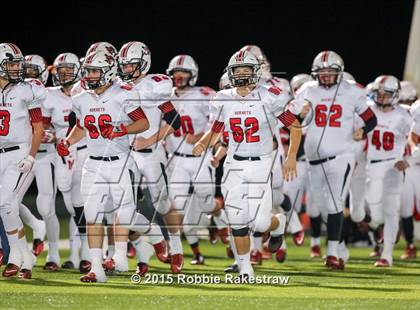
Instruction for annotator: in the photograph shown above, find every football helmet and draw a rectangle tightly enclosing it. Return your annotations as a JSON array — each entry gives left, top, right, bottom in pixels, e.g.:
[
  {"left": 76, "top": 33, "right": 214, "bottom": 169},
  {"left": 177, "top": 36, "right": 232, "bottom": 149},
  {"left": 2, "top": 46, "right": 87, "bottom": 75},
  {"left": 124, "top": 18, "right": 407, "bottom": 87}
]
[
  {"left": 399, "top": 80, "right": 418, "bottom": 105},
  {"left": 240, "top": 45, "right": 270, "bottom": 77},
  {"left": 311, "top": 50, "right": 344, "bottom": 88},
  {"left": 219, "top": 72, "right": 231, "bottom": 90},
  {"left": 371, "top": 75, "right": 401, "bottom": 108},
  {"left": 167, "top": 54, "right": 198, "bottom": 87},
  {"left": 24, "top": 54, "right": 49, "bottom": 85},
  {"left": 290, "top": 73, "right": 312, "bottom": 94},
  {"left": 117, "top": 41, "right": 151, "bottom": 81},
  {"left": 53, "top": 52, "right": 81, "bottom": 86},
  {"left": 81, "top": 51, "right": 117, "bottom": 90},
  {"left": 226, "top": 50, "right": 261, "bottom": 87},
  {"left": 0, "top": 43, "right": 24, "bottom": 83},
  {"left": 85, "top": 42, "right": 118, "bottom": 57}
]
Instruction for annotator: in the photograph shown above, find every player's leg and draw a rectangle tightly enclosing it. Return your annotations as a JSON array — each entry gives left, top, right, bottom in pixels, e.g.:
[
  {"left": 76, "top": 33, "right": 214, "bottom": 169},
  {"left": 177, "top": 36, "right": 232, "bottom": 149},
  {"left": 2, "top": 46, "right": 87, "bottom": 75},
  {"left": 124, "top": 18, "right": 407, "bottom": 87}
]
[
  {"left": 19, "top": 203, "right": 45, "bottom": 255},
  {"left": 400, "top": 166, "right": 416, "bottom": 259},
  {"left": 349, "top": 154, "right": 368, "bottom": 223}
]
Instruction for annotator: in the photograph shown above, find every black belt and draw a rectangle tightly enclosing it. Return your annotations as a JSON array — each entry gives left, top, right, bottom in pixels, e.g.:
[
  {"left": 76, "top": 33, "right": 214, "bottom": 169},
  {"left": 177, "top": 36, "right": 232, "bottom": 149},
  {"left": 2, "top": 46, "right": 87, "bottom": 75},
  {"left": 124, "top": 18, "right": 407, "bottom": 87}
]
[
  {"left": 0, "top": 146, "right": 20, "bottom": 154},
  {"left": 370, "top": 158, "right": 395, "bottom": 164},
  {"left": 89, "top": 155, "right": 119, "bottom": 162},
  {"left": 37, "top": 149, "right": 48, "bottom": 153},
  {"left": 130, "top": 147, "right": 153, "bottom": 153},
  {"left": 77, "top": 145, "right": 87, "bottom": 151},
  {"left": 174, "top": 151, "right": 197, "bottom": 158},
  {"left": 233, "top": 154, "right": 261, "bottom": 161},
  {"left": 309, "top": 156, "right": 336, "bottom": 165}
]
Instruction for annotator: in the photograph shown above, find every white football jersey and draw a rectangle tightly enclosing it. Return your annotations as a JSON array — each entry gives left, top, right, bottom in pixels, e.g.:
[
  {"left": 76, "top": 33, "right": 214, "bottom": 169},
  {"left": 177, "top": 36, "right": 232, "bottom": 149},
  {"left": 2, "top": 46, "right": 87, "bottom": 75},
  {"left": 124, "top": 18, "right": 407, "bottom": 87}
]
[
  {"left": 366, "top": 102, "right": 412, "bottom": 161},
  {"left": 131, "top": 74, "right": 173, "bottom": 141},
  {"left": 211, "top": 84, "right": 299, "bottom": 157},
  {"left": 260, "top": 76, "right": 293, "bottom": 101},
  {"left": 410, "top": 100, "right": 420, "bottom": 136},
  {"left": 0, "top": 80, "right": 45, "bottom": 148},
  {"left": 72, "top": 82, "right": 142, "bottom": 157},
  {"left": 166, "top": 86, "right": 214, "bottom": 154},
  {"left": 296, "top": 80, "right": 371, "bottom": 160}
]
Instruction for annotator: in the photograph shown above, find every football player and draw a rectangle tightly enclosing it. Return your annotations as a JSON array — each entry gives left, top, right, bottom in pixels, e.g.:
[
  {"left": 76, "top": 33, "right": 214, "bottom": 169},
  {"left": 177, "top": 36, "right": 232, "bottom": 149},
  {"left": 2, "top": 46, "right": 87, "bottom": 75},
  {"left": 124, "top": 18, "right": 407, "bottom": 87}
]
[{"left": 0, "top": 43, "right": 45, "bottom": 279}]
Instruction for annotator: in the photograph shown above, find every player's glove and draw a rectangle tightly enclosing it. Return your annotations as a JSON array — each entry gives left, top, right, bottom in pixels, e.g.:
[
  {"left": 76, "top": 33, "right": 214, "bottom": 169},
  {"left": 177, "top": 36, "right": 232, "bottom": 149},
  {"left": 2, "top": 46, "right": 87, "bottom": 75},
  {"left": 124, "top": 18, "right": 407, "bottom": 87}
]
[
  {"left": 103, "top": 124, "right": 128, "bottom": 140},
  {"left": 57, "top": 139, "right": 70, "bottom": 156},
  {"left": 17, "top": 155, "right": 35, "bottom": 173}
]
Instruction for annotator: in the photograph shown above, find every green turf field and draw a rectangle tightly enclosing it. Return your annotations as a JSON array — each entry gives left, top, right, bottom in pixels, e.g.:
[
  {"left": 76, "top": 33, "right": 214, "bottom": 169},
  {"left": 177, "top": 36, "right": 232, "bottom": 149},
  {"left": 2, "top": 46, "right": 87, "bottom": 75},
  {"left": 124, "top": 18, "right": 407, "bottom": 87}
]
[{"left": 0, "top": 238, "right": 419, "bottom": 309}]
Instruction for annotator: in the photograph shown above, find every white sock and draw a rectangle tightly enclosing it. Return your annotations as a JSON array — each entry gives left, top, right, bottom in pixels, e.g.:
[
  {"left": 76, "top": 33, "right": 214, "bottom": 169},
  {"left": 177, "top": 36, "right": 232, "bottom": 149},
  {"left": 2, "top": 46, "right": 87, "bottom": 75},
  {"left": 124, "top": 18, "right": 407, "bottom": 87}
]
[
  {"left": 168, "top": 231, "right": 183, "bottom": 255},
  {"left": 281, "top": 239, "right": 287, "bottom": 250},
  {"left": 89, "top": 248, "right": 103, "bottom": 274},
  {"left": 80, "top": 234, "right": 90, "bottom": 261},
  {"left": 229, "top": 233, "right": 239, "bottom": 264},
  {"left": 114, "top": 241, "right": 127, "bottom": 258},
  {"left": 47, "top": 241, "right": 60, "bottom": 264},
  {"left": 107, "top": 245, "right": 115, "bottom": 260},
  {"left": 19, "top": 236, "right": 34, "bottom": 270},
  {"left": 252, "top": 236, "right": 263, "bottom": 251},
  {"left": 311, "top": 237, "right": 321, "bottom": 247},
  {"left": 238, "top": 252, "right": 253, "bottom": 276},
  {"left": 145, "top": 223, "right": 164, "bottom": 245},
  {"left": 131, "top": 237, "right": 154, "bottom": 264},
  {"left": 327, "top": 240, "right": 339, "bottom": 258},
  {"left": 45, "top": 214, "right": 60, "bottom": 244}
]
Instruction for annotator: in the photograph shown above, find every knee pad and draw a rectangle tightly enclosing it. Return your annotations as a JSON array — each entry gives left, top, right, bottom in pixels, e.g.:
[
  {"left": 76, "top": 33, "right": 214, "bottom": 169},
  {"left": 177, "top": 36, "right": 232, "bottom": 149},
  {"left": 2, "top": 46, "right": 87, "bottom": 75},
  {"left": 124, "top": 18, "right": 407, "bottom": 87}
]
[
  {"left": 156, "top": 199, "right": 171, "bottom": 215},
  {"left": 253, "top": 231, "right": 263, "bottom": 237},
  {"left": 253, "top": 216, "right": 271, "bottom": 233},
  {"left": 73, "top": 206, "right": 86, "bottom": 234},
  {"left": 231, "top": 226, "right": 249, "bottom": 237},
  {"left": 280, "top": 194, "right": 292, "bottom": 212},
  {"left": 84, "top": 204, "right": 104, "bottom": 224},
  {"left": 116, "top": 203, "right": 136, "bottom": 226},
  {"left": 36, "top": 194, "right": 55, "bottom": 218}
]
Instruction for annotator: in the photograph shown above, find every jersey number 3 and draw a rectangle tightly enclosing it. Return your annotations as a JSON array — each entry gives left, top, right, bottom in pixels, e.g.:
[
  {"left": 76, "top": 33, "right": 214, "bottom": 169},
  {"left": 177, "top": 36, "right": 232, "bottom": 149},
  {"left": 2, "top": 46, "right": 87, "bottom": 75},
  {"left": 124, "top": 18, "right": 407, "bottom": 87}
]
[
  {"left": 0, "top": 110, "right": 11, "bottom": 136},
  {"left": 229, "top": 117, "right": 260, "bottom": 143},
  {"left": 315, "top": 104, "right": 342, "bottom": 127}
]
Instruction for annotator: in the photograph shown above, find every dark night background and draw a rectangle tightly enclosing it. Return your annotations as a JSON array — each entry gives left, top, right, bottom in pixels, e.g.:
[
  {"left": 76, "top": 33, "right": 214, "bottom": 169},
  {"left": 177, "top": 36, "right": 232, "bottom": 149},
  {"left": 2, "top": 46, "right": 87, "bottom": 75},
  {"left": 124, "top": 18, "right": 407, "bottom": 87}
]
[{"left": 0, "top": 0, "right": 415, "bottom": 88}]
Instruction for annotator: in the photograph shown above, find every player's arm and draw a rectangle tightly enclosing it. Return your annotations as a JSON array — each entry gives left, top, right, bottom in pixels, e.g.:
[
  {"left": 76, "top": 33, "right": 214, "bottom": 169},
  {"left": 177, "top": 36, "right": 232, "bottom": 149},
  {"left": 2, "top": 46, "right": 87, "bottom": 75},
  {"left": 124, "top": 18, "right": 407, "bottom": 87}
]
[
  {"left": 132, "top": 101, "right": 181, "bottom": 150},
  {"left": 211, "top": 142, "right": 227, "bottom": 168},
  {"left": 354, "top": 103, "right": 377, "bottom": 141},
  {"left": 192, "top": 120, "right": 223, "bottom": 156}
]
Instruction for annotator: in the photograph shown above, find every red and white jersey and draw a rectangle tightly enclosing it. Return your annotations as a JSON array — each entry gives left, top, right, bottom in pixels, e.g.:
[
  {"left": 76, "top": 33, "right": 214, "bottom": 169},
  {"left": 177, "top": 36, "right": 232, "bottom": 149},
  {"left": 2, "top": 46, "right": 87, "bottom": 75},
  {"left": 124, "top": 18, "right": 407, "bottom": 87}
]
[
  {"left": 260, "top": 76, "right": 293, "bottom": 101},
  {"left": 131, "top": 74, "right": 173, "bottom": 141},
  {"left": 410, "top": 100, "right": 420, "bottom": 136},
  {"left": 166, "top": 86, "right": 214, "bottom": 154},
  {"left": 296, "top": 79, "right": 372, "bottom": 160},
  {"left": 366, "top": 102, "right": 412, "bottom": 161},
  {"left": 0, "top": 80, "right": 45, "bottom": 148},
  {"left": 72, "top": 82, "right": 143, "bottom": 157},
  {"left": 70, "top": 80, "right": 85, "bottom": 98},
  {"left": 210, "top": 84, "right": 299, "bottom": 157}
]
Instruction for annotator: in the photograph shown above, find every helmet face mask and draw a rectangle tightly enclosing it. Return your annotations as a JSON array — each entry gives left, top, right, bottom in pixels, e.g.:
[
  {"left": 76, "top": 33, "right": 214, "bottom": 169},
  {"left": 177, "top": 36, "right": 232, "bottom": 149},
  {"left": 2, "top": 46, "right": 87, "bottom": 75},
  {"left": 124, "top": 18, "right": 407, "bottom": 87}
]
[
  {"left": 228, "top": 65, "right": 258, "bottom": 87},
  {"left": 55, "top": 64, "right": 79, "bottom": 86},
  {"left": 82, "top": 51, "right": 117, "bottom": 90},
  {"left": 373, "top": 89, "right": 395, "bottom": 108},
  {"left": 166, "top": 54, "right": 198, "bottom": 87},
  {"left": 23, "top": 64, "right": 40, "bottom": 79},
  {"left": 81, "top": 66, "right": 107, "bottom": 90},
  {"left": 312, "top": 67, "right": 341, "bottom": 88},
  {"left": 118, "top": 59, "right": 145, "bottom": 81},
  {"left": 1, "top": 59, "right": 24, "bottom": 83},
  {"left": 171, "top": 69, "right": 192, "bottom": 88},
  {"left": 311, "top": 51, "right": 344, "bottom": 89}
]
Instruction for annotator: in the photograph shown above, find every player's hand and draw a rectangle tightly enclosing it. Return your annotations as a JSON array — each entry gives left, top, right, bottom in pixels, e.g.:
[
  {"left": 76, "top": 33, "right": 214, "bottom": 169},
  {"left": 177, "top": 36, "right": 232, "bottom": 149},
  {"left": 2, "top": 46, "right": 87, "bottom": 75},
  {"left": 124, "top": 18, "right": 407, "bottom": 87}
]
[
  {"left": 210, "top": 156, "right": 220, "bottom": 168},
  {"left": 17, "top": 155, "right": 35, "bottom": 173},
  {"left": 103, "top": 124, "right": 128, "bottom": 140},
  {"left": 41, "top": 129, "right": 56, "bottom": 143},
  {"left": 192, "top": 142, "right": 206, "bottom": 156},
  {"left": 185, "top": 134, "right": 197, "bottom": 144},
  {"left": 57, "top": 139, "right": 70, "bottom": 156},
  {"left": 283, "top": 156, "right": 297, "bottom": 181},
  {"left": 394, "top": 160, "right": 409, "bottom": 171},
  {"left": 353, "top": 128, "right": 364, "bottom": 141},
  {"left": 132, "top": 136, "right": 149, "bottom": 150}
]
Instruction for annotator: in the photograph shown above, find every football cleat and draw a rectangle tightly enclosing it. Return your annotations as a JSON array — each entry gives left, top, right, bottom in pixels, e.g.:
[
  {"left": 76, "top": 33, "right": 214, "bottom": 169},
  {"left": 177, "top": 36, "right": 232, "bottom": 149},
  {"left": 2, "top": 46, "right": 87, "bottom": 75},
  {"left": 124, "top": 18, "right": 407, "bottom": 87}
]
[
  {"left": 153, "top": 240, "right": 169, "bottom": 263},
  {"left": 325, "top": 256, "right": 342, "bottom": 270},
  {"left": 2, "top": 263, "right": 20, "bottom": 278},
  {"left": 310, "top": 245, "right": 322, "bottom": 258},
  {"left": 374, "top": 258, "right": 390, "bottom": 267},
  {"left": 268, "top": 235, "right": 283, "bottom": 253},
  {"left": 293, "top": 230, "right": 305, "bottom": 246},
  {"left": 61, "top": 261, "right": 75, "bottom": 269},
  {"left": 262, "top": 246, "right": 273, "bottom": 260},
  {"left": 369, "top": 245, "right": 381, "bottom": 258},
  {"left": 79, "top": 260, "right": 92, "bottom": 273},
  {"left": 191, "top": 254, "right": 205, "bottom": 265},
  {"left": 170, "top": 254, "right": 184, "bottom": 274},
  {"left": 80, "top": 271, "right": 107, "bottom": 283},
  {"left": 18, "top": 269, "right": 32, "bottom": 279},
  {"left": 250, "top": 250, "right": 262, "bottom": 265},
  {"left": 32, "top": 239, "right": 44, "bottom": 257},
  {"left": 224, "top": 263, "right": 239, "bottom": 273},
  {"left": 103, "top": 259, "right": 115, "bottom": 272},
  {"left": 275, "top": 248, "right": 287, "bottom": 263},
  {"left": 43, "top": 262, "right": 59, "bottom": 272},
  {"left": 136, "top": 262, "right": 149, "bottom": 276},
  {"left": 400, "top": 244, "right": 416, "bottom": 260},
  {"left": 338, "top": 258, "right": 345, "bottom": 270}
]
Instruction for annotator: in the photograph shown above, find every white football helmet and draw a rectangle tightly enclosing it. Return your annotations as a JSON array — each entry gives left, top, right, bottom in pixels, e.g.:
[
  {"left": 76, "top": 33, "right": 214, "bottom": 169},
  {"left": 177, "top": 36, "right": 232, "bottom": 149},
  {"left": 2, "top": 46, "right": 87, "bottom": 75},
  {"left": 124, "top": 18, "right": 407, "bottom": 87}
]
[
  {"left": 82, "top": 51, "right": 117, "bottom": 89},
  {"left": 240, "top": 45, "right": 270, "bottom": 77},
  {"left": 0, "top": 43, "right": 24, "bottom": 83},
  {"left": 226, "top": 50, "right": 261, "bottom": 87},
  {"left": 311, "top": 50, "right": 344, "bottom": 87},
  {"left": 53, "top": 52, "right": 81, "bottom": 86},
  {"left": 24, "top": 54, "right": 49, "bottom": 85},
  {"left": 371, "top": 75, "right": 401, "bottom": 107},
  {"left": 117, "top": 41, "right": 151, "bottom": 81},
  {"left": 290, "top": 73, "right": 313, "bottom": 94},
  {"left": 399, "top": 80, "right": 418, "bottom": 104},
  {"left": 85, "top": 42, "right": 118, "bottom": 57},
  {"left": 219, "top": 72, "right": 231, "bottom": 90},
  {"left": 167, "top": 54, "right": 199, "bottom": 87}
]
